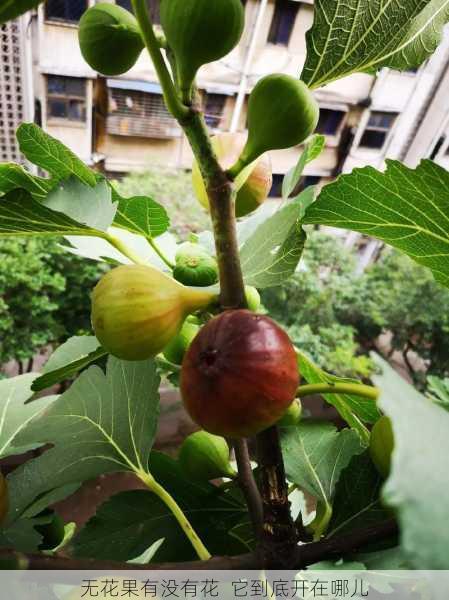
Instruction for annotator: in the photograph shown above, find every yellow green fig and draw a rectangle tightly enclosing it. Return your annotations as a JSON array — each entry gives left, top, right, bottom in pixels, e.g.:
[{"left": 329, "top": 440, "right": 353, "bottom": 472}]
[
  {"left": 277, "top": 399, "right": 302, "bottom": 426},
  {"left": 163, "top": 319, "right": 200, "bottom": 365},
  {"left": 178, "top": 430, "right": 236, "bottom": 481},
  {"left": 173, "top": 242, "right": 218, "bottom": 287},
  {"left": 230, "top": 74, "right": 319, "bottom": 173},
  {"left": 160, "top": 0, "right": 244, "bottom": 100},
  {"left": 78, "top": 4, "right": 144, "bottom": 76},
  {"left": 91, "top": 264, "right": 216, "bottom": 361},
  {"left": 192, "top": 133, "right": 272, "bottom": 218},
  {"left": 369, "top": 415, "right": 394, "bottom": 479},
  {"left": 244, "top": 286, "right": 261, "bottom": 312}
]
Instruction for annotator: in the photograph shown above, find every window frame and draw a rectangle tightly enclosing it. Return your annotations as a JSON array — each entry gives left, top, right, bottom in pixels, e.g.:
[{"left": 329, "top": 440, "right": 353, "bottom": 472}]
[
  {"left": 46, "top": 75, "right": 87, "bottom": 124},
  {"left": 203, "top": 93, "right": 228, "bottom": 130},
  {"left": 44, "top": 0, "right": 88, "bottom": 24},
  {"left": 356, "top": 110, "right": 399, "bottom": 152},
  {"left": 267, "top": 0, "right": 300, "bottom": 47}
]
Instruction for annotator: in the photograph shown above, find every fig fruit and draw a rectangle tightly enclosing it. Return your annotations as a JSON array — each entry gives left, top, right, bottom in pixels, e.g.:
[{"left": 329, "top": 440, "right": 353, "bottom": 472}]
[
  {"left": 0, "top": 472, "right": 8, "bottom": 525},
  {"left": 181, "top": 310, "right": 299, "bottom": 437},
  {"left": 192, "top": 133, "right": 272, "bottom": 217},
  {"left": 245, "top": 286, "right": 261, "bottom": 312},
  {"left": 179, "top": 430, "right": 236, "bottom": 481},
  {"left": 232, "top": 74, "right": 319, "bottom": 170},
  {"left": 369, "top": 415, "right": 394, "bottom": 479},
  {"left": 163, "top": 319, "right": 200, "bottom": 365},
  {"left": 160, "top": 0, "right": 244, "bottom": 100},
  {"left": 173, "top": 242, "right": 218, "bottom": 287},
  {"left": 79, "top": 4, "right": 144, "bottom": 76},
  {"left": 277, "top": 399, "right": 302, "bottom": 426},
  {"left": 91, "top": 265, "right": 216, "bottom": 361}
]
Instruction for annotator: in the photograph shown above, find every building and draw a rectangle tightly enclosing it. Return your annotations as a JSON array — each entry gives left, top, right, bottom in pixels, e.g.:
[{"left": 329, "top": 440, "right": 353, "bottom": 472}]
[{"left": 9, "top": 1, "right": 449, "bottom": 202}]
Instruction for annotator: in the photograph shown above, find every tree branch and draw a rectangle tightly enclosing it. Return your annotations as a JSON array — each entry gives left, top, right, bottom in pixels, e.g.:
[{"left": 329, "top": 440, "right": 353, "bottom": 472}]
[
  {"left": 233, "top": 438, "right": 264, "bottom": 540},
  {"left": 256, "top": 426, "right": 298, "bottom": 568},
  {"left": 0, "top": 519, "right": 397, "bottom": 570}
]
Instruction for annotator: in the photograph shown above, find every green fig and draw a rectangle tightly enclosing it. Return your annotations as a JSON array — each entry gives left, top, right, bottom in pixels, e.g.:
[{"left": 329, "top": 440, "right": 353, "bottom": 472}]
[
  {"left": 79, "top": 4, "right": 144, "bottom": 76},
  {"left": 160, "top": 0, "right": 244, "bottom": 101},
  {"left": 369, "top": 415, "right": 394, "bottom": 479},
  {"left": 163, "top": 319, "right": 200, "bottom": 365},
  {"left": 230, "top": 74, "right": 319, "bottom": 173},
  {"left": 245, "top": 286, "right": 261, "bottom": 312},
  {"left": 277, "top": 399, "right": 302, "bottom": 426},
  {"left": 91, "top": 264, "right": 216, "bottom": 361},
  {"left": 192, "top": 133, "right": 272, "bottom": 218},
  {"left": 173, "top": 242, "right": 219, "bottom": 287},
  {"left": 179, "top": 430, "right": 236, "bottom": 481}
]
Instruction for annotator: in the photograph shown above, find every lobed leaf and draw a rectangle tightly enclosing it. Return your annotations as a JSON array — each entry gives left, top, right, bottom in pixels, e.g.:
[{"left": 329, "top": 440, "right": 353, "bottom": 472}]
[
  {"left": 114, "top": 195, "right": 170, "bottom": 239},
  {"left": 0, "top": 163, "right": 53, "bottom": 200},
  {"left": 240, "top": 190, "right": 313, "bottom": 288},
  {"left": 373, "top": 354, "right": 449, "bottom": 569},
  {"left": 302, "top": 0, "right": 449, "bottom": 88},
  {"left": 304, "top": 160, "right": 449, "bottom": 289}
]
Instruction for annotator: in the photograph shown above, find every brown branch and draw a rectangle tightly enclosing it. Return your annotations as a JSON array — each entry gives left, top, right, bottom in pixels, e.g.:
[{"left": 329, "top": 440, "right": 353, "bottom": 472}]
[
  {"left": 0, "top": 519, "right": 397, "bottom": 570},
  {"left": 256, "top": 426, "right": 298, "bottom": 568},
  {"left": 233, "top": 438, "right": 264, "bottom": 540}
]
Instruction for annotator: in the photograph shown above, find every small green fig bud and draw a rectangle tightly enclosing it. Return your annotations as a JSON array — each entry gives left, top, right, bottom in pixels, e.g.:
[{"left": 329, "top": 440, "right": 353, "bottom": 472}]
[
  {"left": 244, "top": 286, "right": 261, "bottom": 312},
  {"left": 160, "top": 0, "right": 244, "bottom": 100},
  {"left": 79, "top": 4, "right": 144, "bottom": 76},
  {"left": 179, "top": 430, "right": 236, "bottom": 481},
  {"left": 235, "top": 74, "right": 319, "bottom": 169},
  {"left": 277, "top": 399, "right": 302, "bottom": 426},
  {"left": 163, "top": 319, "right": 200, "bottom": 365},
  {"left": 192, "top": 133, "right": 272, "bottom": 218},
  {"left": 91, "top": 264, "right": 216, "bottom": 361},
  {"left": 369, "top": 415, "right": 394, "bottom": 479},
  {"left": 173, "top": 242, "right": 219, "bottom": 287}
]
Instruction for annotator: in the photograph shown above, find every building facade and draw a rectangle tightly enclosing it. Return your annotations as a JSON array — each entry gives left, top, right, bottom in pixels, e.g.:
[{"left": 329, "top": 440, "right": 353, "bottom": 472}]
[{"left": 11, "top": 0, "right": 449, "bottom": 200}]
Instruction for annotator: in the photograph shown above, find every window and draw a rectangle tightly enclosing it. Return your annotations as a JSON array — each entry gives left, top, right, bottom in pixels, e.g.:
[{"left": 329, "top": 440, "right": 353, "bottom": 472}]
[
  {"left": 45, "top": 0, "right": 87, "bottom": 23},
  {"left": 359, "top": 111, "right": 398, "bottom": 150},
  {"left": 116, "top": 0, "right": 160, "bottom": 24},
  {"left": 203, "top": 93, "right": 227, "bottom": 129},
  {"left": 47, "top": 75, "right": 86, "bottom": 122},
  {"left": 316, "top": 109, "right": 346, "bottom": 136},
  {"left": 269, "top": 174, "right": 284, "bottom": 197},
  {"left": 107, "top": 88, "right": 180, "bottom": 138},
  {"left": 268, "top": 0, "right": 299, "bottom": 46}
]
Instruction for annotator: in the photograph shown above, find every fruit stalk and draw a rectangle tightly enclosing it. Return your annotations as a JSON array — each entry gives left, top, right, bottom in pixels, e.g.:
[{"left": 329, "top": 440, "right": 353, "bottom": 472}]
[{"left": 296, "top": 382, "right": 379, "bottom": 401}]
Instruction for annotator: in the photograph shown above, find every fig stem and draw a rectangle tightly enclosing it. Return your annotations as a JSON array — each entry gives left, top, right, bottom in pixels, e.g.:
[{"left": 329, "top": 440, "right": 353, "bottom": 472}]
[
  {"left": 233, "top": 438, "right": 264, "bottom": 539},
  {"left": 297, "top": 382, "right": 379, "bottom": 401},
  {"left": 102, "top": 233, "right": 147, "bottom": 265},
  {"left": 147, "top": 237, "right": 175, "bottom": 269},
  {"left": 131, "top": 0, "right": 189, "bottom": 122},
  {"left": 138, "top": 471, "right": 212, "bottom": 561}
]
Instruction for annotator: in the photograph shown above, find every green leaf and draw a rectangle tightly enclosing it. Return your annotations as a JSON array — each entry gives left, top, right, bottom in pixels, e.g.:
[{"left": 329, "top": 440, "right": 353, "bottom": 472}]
[
  {"left": 0, "top": 163, "right": 53, "bottom": 200},
  {"left": 43, "top": 178, "right": 117, "bottom": 232},
  {"left": 0, "top": 519, "right": 42, "bottom": 553},
  {"left": 282, "top": 135, "right": 326, "bottom": 200},
  {"left": 17, "top": 124, "right": 96, "bottom": 187},
  {"left": 355, "top": 546, "right": 411, "bottom": 569},
  {"left": 0, "top": 374, "right": 56, "bottom": 459},
  {"left": 304, "top": 160, "right": 449, "bottom": 289},
  {"left": 0, "top": 189, "right": 103, "bottom": 238},
  {"left": 297, "top": 350, "right": 380, "bottom": 444},
  {"left": 7, "top": 357, "right": 160, "bottom": 520},
  {"left": 114, "top": 195, "right": 170, "bottom": 239},
  {"left": 72, "top": 452, "right": 247, "bottom": 562},
  {"left": 301, "top": 0, "right": 449, "bottom": 88},
  {"left": 281, "top": 422, "right": 364, "bottom": 537},
  {"left": 32, "top": 336, "right": 107, "bottom": 392},
  {"left": 22, "top": 484, "right": 81, "bottom": 519},
  {"left": 0, "top": 0, "right": 44, "bottom": 24},
  {"left": 373, "top": 354, "right": 449, "bottom": 569},
  {"left": 327, "top": 451, "right": 390, "bottom": 538},
  {"left": 240, "top": 191, "right": 313, "bottom": 288}
]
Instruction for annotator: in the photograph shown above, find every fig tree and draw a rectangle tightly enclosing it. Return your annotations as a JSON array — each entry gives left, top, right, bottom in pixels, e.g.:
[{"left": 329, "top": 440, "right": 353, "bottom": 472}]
[
  {"left": 181, "top": 310, "right": 300, "bottom": 437},
  {"left": 178, "top": 430, "right": 236, "bottom": 481},
  {"left": 369, "top": 415, "right": 394, "bottom": 479},
  {"left": 173, "top": 242, "right": 218, "bottom": 287},
  {"left": 232, "top": 74, "right": 319, "bottom": 171},
  {"left": 160, "top": 0, "right": 244, "bottom": 101},
  {"left": 91, "top": 264, "right": 216, "bottom": 361},
  {"left": 79, "top": 4, "right": 144, "bottom": 76},
  {"left": 192, "top": 133, "right": 272, "bottom": 217}
]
